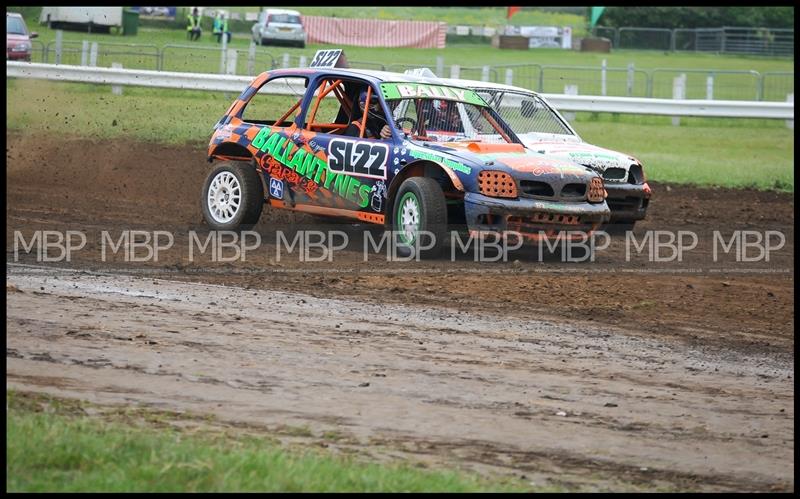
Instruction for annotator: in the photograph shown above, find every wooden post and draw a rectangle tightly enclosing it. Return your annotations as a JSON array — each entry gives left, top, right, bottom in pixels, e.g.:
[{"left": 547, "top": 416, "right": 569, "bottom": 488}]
[
  {"left": 601, "top": 59, "right": 607, "bottom": 96},
  {"left": 111, "top": 62, "right": 122, "bottom": 95},
  {"left": 505, "top": 68, "right": 513, "bottom": 86},
  {"left": 225, "top": 49, "right": 237, "bottom": 75},
  {"left": 563, "top": 84, "right": 578, "bottom": 123},
  {"left": 89, "top": 42, "right": 98, "bottom": 67},
  {"left": 626, "top": 63, "right": 634, "bottom": 96},
  {"left": 672, "top": 74, "right": 686, "bottom": 126},
  {"left": 80, "top": 40, "right": 89, "bottom": 66},
  {"left": 450, "top": 65, "right": 460, "bottom": 79},
  {"left": 706, "top": 74, "right": 714, "bottom": 100},
  {"left": 54, "top": 30, "right": 63, "bottom": 65},
  {"left": 247, "top": 41, "right": 256, "bottom": 76},
  {"left": 219, "top": 34, "right": 228, "bottom": 74}
]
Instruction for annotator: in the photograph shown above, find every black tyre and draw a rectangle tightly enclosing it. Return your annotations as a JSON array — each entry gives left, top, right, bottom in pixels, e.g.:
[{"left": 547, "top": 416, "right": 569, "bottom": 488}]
[
  {"left": 201, "top": 161, "right": 264, "bottom": 230},
  {"left": 393, "top": 177, "right": 447, "bottom": 258}
]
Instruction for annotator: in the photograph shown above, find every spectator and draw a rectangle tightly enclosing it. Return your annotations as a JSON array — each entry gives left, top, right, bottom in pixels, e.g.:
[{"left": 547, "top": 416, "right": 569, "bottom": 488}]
[
  {"left": 213, "top": 12, "right": 231, "bottom": 44},
  {"left": 187, "top": 7, "right": 202, "bottom": 41}
]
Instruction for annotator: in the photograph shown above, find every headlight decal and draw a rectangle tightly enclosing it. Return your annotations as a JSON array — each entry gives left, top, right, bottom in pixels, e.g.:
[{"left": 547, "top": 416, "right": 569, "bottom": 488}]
[{"left": 477, "top": 170, "right": 518, "bottom": 198}]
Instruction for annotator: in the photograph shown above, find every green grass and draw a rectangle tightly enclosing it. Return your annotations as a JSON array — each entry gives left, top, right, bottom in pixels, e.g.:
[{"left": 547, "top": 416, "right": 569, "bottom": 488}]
[
  {"left": 6, "top": 391, "right": 529, "bottom": 492},
  {"left": 6, "top": 78, "right": 793, "bottom": 191},
  {"left": 575, "top": 118, "right": 794, "bottom": 191}
]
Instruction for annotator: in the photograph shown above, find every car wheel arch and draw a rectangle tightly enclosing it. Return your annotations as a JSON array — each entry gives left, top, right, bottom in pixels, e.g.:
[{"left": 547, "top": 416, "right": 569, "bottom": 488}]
[
  {"left": 386, "top": 160, "right": 462, "bottom": 227},
  {"left": 210, "top": 142, "right": 254, "bottom": 162}
]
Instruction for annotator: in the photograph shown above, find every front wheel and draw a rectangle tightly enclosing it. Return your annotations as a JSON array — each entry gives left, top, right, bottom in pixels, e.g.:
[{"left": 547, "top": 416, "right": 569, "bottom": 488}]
[
  {"left": 201, "top": 161, "right": 264, "bottom": 230},
  {"left": 393, "top": 177, "right": 447, "bottom": 259}
]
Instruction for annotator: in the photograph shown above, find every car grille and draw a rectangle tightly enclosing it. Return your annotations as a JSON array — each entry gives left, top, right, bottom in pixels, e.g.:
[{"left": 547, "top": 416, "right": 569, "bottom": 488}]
[
  {"left": 602, "top": 167, "right": 628, "bottom": 182},
  {"left": 561, "top": 183, "right": 587, "bottom": 199},
  {"left": 518, "top": 180, "right": 554, "bottom": 197}
]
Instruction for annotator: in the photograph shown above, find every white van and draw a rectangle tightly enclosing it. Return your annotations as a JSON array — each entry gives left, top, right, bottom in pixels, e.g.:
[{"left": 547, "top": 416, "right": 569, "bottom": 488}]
[{"left": 40, "top": 7, "right": 122, "bottom": 32}]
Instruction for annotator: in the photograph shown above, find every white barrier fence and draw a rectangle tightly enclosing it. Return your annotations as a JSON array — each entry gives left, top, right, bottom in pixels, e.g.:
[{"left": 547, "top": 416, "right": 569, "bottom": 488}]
[{"left": 7, "top": 62, "right": 795, "bottom": 120}]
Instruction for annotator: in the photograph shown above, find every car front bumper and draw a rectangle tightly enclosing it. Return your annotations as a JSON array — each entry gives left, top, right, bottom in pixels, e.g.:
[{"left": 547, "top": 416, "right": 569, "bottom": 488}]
[
  {"left": 7, "top": 51, "right": 31, "bottom": 61},
  {"left": 604, "top": 182, "right": 651, "bottom": 223},
  {"left": 463, "top": 192, "right": 612, "bottom": 241}
]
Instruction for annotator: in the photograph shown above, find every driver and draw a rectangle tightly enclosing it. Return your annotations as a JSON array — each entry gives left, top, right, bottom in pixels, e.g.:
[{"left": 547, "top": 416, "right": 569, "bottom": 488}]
[
  {"left": 425, "top": 99, "right": 462, "bottom": 132},
  {"left": 344, "top": 90, "right": 392, "bottom": 140}
]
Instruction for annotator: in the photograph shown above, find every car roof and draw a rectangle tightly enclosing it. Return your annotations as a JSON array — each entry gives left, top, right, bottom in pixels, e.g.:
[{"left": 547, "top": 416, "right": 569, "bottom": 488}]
[
  {"left": 270, "top": 67, "right": 481, "bottom": 93},
  {"left": 7, "top": 12, "right": 24, "bottom": 18},
  {"left": 265, "top": 9, "right": 301, "bottom": 16}
]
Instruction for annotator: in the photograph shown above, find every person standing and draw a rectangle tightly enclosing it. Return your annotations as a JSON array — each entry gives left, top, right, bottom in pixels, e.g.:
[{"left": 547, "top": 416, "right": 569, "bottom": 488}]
[
  {"left": 187, "top": 7, "right": 202, "bottom": 41},
  {"left": 213, "top": 12, "right": 231, "bottom": 43}
]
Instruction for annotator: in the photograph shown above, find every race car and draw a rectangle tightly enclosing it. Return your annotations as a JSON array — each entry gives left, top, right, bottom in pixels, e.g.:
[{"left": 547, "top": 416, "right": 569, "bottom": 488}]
[
  {"left": 202, "top": 60, "right": 611, "bottom": 257},
  {"left": 436, "top": 75, "right": 651, "bottom": 231}
]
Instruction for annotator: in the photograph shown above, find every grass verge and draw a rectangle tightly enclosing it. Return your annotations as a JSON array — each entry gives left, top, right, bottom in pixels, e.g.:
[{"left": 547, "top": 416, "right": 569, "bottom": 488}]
[{"left": 6, "top": 390, "right": 530, "bottom": 492}]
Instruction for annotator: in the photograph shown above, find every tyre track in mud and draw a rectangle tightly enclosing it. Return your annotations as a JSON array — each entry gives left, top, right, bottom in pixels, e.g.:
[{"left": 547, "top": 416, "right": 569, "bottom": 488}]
[{"left": 6, "top": 264, "right": 794, "bottom": 492}]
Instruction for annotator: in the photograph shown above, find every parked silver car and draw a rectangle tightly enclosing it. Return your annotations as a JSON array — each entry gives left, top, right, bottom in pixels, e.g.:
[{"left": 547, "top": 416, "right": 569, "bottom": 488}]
[{"left": 251, "top": 8, "right": 306, "bottom": 48}]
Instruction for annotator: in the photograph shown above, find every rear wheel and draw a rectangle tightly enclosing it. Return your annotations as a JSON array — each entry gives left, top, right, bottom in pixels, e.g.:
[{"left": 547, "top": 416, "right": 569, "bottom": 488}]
[
  {"left": 201, "top": 161, "right": 264, "bottom": 230},
  {"left": 393, "top": 177, "right": 447, "bottom": 258}
]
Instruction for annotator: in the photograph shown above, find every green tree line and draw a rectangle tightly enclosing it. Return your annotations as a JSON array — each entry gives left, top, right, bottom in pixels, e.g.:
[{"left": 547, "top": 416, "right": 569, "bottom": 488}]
[{"left": 601, "top": 6, "right": 794, "bottom": 30}]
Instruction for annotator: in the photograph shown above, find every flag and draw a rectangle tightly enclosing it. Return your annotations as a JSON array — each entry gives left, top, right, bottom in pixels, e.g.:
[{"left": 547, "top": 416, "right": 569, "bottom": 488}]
[
  {"left": 507, "top": 7, "right": 521, "bottom": 20},
  {"left": 590, "top": 7, "right": 606, "bottom": 28}
]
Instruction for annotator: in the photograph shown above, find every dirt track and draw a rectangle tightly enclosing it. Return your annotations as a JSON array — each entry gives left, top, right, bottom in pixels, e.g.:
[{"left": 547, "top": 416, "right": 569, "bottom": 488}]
[{"left": 5, "top": 134, "right": 795, "bottom": 491}]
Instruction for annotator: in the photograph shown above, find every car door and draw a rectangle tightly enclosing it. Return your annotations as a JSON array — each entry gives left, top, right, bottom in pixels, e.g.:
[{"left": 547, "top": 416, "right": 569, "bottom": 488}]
[{"left": 286, "top": 75, "right": 394, "bottom": 221}]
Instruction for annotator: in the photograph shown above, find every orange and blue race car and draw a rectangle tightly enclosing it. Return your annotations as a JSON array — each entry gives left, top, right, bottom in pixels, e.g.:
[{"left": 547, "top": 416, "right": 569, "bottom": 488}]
[{"left": 202, "top": 56, "right": 611, "bottom": 257}]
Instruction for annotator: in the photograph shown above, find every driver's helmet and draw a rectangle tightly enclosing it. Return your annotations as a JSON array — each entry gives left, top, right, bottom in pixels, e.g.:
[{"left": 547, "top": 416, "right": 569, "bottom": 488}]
[
  {"left": 433, "top": 99, "right": 451, "bottom": 113},
  {"left": 359, "top": 90, "right": 380, "bottom": 108}
]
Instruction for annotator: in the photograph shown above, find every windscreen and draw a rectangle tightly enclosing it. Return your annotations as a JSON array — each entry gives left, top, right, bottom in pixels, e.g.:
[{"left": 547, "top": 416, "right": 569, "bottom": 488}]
[
  {"left": 7, "top": 16, "right": 27, "bottom": 35},
  {"left": 477, "top": 90, "right": 574, "bottom": 136},
  {"left": 389, "top": 98, "right": 515, "bottom": 144}
]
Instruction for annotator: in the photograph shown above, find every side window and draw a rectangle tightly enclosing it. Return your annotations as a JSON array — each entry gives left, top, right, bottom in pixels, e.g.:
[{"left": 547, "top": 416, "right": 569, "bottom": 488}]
[
  {"left": 241, "top": 76, "right": 308, "bottom": 126},
  {"left": 305, "top": 78, "right": 358, "bottom": 134}
]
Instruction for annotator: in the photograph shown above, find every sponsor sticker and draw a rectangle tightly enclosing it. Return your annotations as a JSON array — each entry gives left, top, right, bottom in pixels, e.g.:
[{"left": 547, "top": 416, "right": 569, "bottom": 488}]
[{"left": 269, "top": 177, "right": 284, "bottom": 199}]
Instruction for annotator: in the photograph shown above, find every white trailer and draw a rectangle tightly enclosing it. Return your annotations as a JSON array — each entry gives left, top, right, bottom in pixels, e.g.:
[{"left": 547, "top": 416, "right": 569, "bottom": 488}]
[{"left": 40, "top": 7, "right": 123, "bottom": 31}]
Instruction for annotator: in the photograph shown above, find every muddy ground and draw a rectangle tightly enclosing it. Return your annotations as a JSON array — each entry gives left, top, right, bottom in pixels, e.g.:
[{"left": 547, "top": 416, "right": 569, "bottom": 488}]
[{"left": 5, "top": 133, "right": 795, "bottom": 491}]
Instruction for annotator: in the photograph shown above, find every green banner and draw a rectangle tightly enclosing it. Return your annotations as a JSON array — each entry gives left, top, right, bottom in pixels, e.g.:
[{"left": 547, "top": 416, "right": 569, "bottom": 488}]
[
  {"left": 380, "top": 83, "right": 487, "bottom": 106},
  {"left": 590, "top": 7, "right": 606, "bottom": 28}
]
